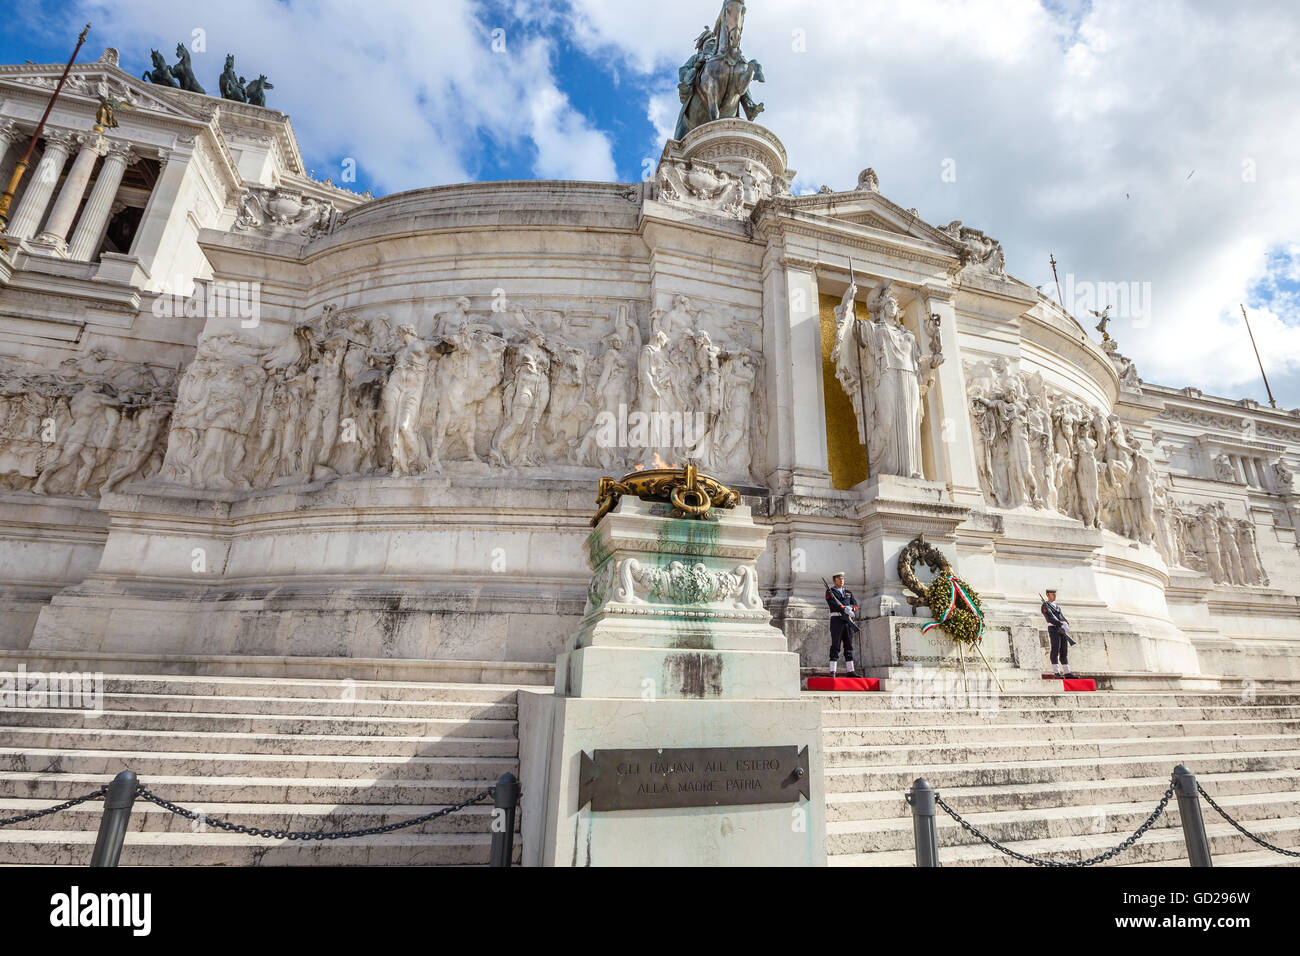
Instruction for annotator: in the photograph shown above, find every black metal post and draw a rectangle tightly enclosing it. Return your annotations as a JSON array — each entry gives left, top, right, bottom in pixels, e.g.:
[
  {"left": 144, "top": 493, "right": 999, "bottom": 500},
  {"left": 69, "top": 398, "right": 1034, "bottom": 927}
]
[
  {"left": 90, "top": 770, "right": 138, "bottom": 867},
  {"left": 489, "top": 772, "right": 519, "bottom": 868},
  {"left": 907, "top": 778, "right": 940, "bottom": 867},
  {"left": 1172, "top": 765, "right": 1213, "bottom": 868}
]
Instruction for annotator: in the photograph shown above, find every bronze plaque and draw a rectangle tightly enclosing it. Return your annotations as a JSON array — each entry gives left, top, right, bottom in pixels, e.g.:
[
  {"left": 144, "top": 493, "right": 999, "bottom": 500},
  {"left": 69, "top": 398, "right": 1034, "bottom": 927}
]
[{"left": 577, "top": 746, "right": 811, "bottom": 812}]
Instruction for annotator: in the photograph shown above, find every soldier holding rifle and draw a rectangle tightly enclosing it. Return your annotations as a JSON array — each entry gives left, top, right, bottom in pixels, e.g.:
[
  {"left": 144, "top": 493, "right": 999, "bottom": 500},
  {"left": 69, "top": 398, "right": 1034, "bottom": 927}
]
[{"left": 823, "top": 573, "right": 860, "bottom": 677}]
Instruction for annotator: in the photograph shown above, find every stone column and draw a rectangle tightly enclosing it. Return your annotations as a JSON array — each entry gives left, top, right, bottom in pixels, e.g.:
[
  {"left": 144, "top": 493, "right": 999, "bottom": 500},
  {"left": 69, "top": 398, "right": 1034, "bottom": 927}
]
[
  {"left": 36, "top": 134, "right": 105, "bottom": 251},
  {"left": 917, "top": 286, "right": 985, "bottom": 507},
  {"left": 67, "top": 143, "right": 136, "bottom": 262},
  {"left": 760, "top": 247, "right": 832, "bottom": 492},
  {"left": 6, "top": 129, "right": 76, "bottom": 240}
]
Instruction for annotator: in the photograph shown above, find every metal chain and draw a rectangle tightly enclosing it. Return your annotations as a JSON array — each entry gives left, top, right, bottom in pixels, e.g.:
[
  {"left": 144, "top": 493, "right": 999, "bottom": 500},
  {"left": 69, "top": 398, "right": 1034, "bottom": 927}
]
[
  {"left": 933, "top": 783, "right": 1175, "bottom": 867},
  {"left": 134, "top": 786, "right": 498, "bottom": 841},
  {"left": 1196, "top": 782, "right": 1300, "bottom": 858},
  {"left": 0, "top": 787, "right": 107, "bottom": 828}
]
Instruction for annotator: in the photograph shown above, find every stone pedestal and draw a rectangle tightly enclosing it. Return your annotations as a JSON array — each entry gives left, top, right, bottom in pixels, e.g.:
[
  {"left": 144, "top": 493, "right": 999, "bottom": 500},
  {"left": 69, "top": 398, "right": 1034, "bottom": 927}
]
[
  {"left": 854, "top": 474, "right": 971, "bottom": 616},
  {"left": 521, "top": 495, "right": 827, "bottom": 866},
  {"left": 858, "top": 617, "right": 1044, "bottom": 692}
]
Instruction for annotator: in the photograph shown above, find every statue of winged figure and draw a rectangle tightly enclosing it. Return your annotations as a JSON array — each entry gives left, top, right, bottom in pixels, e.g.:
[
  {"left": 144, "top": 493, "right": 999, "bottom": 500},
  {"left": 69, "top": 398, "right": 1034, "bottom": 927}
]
[
  {"left": 94, "top": 80, "right": 134, "bottom": 132},
  {"left": 1091, "top": 306, "right": 1113, "bottom": 341}
]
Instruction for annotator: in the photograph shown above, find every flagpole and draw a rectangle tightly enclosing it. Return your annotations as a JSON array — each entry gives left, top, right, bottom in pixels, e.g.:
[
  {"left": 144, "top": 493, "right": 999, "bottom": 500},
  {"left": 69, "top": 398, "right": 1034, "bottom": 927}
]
[
  {"left": 1050, "top": 254, "right": 1064, "bottom": 309},
  {"left": 1240, "top": 304, "right": 1277, "bottom": 410},
  {"left": 0, "top": 24, "right": 92, "bottom": 248}
]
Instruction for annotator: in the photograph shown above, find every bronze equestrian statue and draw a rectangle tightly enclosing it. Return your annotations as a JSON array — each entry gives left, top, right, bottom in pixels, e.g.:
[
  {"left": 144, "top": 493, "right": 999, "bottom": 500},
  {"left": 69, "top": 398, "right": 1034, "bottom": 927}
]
[
  {"left": 674, "top": 0, "right": 765, "bottom": 141},
  {"left": 220, "top": 54, "right": 247, "bottom": 102}
]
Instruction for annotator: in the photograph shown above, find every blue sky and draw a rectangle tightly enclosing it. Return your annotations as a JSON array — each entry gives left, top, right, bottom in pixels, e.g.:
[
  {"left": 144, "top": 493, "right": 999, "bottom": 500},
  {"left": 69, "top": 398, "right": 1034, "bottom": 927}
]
[{"left": 4, "top": 0, "right": 1299, "bottom": 408}]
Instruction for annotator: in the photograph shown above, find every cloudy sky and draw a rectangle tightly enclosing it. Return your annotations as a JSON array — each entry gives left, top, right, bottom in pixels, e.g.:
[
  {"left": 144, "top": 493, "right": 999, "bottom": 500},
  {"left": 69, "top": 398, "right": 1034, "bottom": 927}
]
[{"left": 5, "top": 0, "right": 1299, "bottom": 408}]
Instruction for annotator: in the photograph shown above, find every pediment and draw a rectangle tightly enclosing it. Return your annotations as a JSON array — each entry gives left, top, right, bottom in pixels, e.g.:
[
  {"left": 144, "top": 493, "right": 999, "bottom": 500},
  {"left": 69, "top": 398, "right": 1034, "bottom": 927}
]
[
  {"left": 792, "top": 189, "right": 962, "bottom": 251},
  {"left": 0, "top": 60, "right": 212, "bottom": 123}
]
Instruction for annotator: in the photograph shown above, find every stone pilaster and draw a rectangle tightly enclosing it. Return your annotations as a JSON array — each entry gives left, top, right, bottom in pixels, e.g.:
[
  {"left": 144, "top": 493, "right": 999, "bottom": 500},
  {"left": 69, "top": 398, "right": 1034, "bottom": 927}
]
[
  {"left": 35, "top": 134, "right": 106, "bottom": 252},
  {"left": 761, "top": 247, "right": 831, "bottom": 492},
  {"left": 6, "top": 129, "right": 75, "bottom": 240},
  {"left": 918, "top": 286, "right": 985, "bottom": 507},
  {"left": 67, "top": 142, "right": 136, "bottom": 262},
  {"left": 130, "top": 147, "right": 192, "bottom": 290}
]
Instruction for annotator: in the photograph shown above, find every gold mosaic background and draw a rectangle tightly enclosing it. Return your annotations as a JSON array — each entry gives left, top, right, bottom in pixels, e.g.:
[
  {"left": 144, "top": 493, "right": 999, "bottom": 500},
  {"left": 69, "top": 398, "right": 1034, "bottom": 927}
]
[{"left": 819, "top": 292, "right": 869, "bottom": 490}]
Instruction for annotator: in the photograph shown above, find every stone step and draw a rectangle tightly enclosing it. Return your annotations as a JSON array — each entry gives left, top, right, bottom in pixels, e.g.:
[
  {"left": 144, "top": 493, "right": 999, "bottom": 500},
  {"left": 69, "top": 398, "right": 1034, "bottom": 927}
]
[
  {"left": 0, "top": 727, "right": 520, "bottom": 759},
  {"left": 86, "top": 674, "right": 527, "bottom": 703},
  {"left": 823, "top": 718, "right": 1300, "bottom": 746},
  {"left": 1124, "top": 848, "right": 1300, "bottom": 867},
  {"left": 83, "top": 693, "right": 518, "bottom": 720},
  {"left": 0, "top": 771, "right": 501, "bottom": 807},
  {"left": 0, "top": 828, "right": 517, "bottom": 867},
  {"left": 823, "top": 734, "right": 1300, "bottom": 768},
  {"left": 0, "top": 799, "right": 517, "bottom": 835},
  {"left": 0, "top": 708, "right": 519, "bottom": 738},
  {"left": 825, "top": 769, "right": 1300, "bottom": 822},
  {"left": 810, "top": 692, "right": 1300, "bottom": 710},
  {"left": 820, "top": 704, "right": 1300, "bottom": 727},
  {"left": 826, "top": 792, "right": 1300, "bottom": 855},
  {"left": 827, "top": 816, "right": 1300, "bottom": 867},
  {"left": 0, "top": 747, "right": 518, "bottom": 782},
  {"left": 823, "top": 749, "right": 1300, "bottom": 793}
]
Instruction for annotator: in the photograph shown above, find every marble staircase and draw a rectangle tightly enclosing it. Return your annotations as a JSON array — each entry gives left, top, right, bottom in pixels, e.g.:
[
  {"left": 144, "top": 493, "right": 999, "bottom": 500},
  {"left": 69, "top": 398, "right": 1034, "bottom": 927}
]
[
  {"left": 0, "top": 673, "right": 522, "bottom": 866},
  {"left": 5, "top": 671, "right": 1300, "bottom": 867},
  {"left": 819, "top": 689, "right": 1300, "bottom": 866}
]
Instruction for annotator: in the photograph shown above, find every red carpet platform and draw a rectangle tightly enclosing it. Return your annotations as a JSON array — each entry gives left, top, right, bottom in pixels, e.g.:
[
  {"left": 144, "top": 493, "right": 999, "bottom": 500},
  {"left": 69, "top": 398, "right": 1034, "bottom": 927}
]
[
  {"left": 1042, "top": 677, "right": 1096, "bottom": 691},
  {"left": 807, "top": 677, "right": 881, "bottom": 692}
]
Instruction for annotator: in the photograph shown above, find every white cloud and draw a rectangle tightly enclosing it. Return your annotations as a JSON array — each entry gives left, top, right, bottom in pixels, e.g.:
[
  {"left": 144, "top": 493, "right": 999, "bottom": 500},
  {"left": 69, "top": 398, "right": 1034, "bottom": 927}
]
[
  {"left": 72, "top": 0, "right": 615, "bottom": 189},
  {"left": 52, "top": 0, "right": 1300, "bottom": 406},
  {"left": 549, "top": 0, "right": 1300, "bottom": 407},
  {"left": 517, "top": 42, "right": 616, "bottom": 181}
]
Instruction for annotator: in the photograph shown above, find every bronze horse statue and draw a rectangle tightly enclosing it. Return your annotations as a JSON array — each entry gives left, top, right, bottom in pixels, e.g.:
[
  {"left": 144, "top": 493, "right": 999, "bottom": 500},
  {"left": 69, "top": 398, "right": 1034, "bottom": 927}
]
[
  {"left": 173, "top": 43, "right": 206, "bottom": 95},
  {"left": 142, "top": 50, "right": 178, "bottom": 88},
  {"left": 674, "top": 0, "right": 765, "bottom": 141},
  {"left": 245, "top": 75, "right": 274, "bottom": 108}
]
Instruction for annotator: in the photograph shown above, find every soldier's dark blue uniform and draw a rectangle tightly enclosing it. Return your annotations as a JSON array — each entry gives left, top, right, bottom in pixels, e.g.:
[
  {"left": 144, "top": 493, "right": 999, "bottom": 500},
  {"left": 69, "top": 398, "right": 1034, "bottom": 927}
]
[
  {"left": 825, "top": 576, "right": 859, "bottom": 675},
  {"left": 1040, "top": 590, "right": 1076, "bottom": 677}
]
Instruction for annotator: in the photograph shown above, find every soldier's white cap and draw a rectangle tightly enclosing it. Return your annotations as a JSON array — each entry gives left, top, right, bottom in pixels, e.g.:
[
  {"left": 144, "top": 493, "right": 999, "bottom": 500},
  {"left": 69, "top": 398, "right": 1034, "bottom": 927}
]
[{"left": 833, "top": 571, "right": 847, "bottom": 578}]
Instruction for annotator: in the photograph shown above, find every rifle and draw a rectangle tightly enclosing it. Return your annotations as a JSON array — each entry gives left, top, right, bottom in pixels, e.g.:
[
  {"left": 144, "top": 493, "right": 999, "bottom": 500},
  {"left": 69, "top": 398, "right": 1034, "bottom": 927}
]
[
  {"left": 1038, "top": 593, "right": 1076, "bottom": 646},
  {"left": 822, "top": 577, "right": 861, "bottom": 634}
]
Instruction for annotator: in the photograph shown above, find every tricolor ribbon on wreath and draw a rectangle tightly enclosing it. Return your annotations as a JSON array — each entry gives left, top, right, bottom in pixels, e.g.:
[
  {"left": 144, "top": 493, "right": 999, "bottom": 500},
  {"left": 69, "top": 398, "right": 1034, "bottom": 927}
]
[{"left": 921, "top": 573, "right": 985, "bottom": 642}]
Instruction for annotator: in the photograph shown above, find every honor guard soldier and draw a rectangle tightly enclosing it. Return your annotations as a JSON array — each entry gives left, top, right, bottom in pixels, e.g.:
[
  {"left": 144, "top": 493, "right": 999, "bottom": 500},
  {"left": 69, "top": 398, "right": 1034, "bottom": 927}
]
[
  {"left": 1040, "top": 588, "right": 1076, "bottom": 678},
  {"left": 825, "top": 573, "right": 860, "bottom": 676}
]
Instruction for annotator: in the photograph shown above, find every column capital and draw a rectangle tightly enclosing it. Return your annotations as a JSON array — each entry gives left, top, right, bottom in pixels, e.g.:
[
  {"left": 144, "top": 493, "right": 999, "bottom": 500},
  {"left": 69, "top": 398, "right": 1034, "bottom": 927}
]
[
  {"left": 0, "top": 119, "right": 23, "bottom": 144},
  {"left": 919, "top": 285, "right": 958, "bottom": 307},
  {"left": 155, "top": 146, "right": 192, "bottom": 170},
  {"left": 103, "top": 140, "right": 139, "bottom": 165},
  {"left": 41, "top": 128, "right": 80, "bottom": 152},
  {"left": 780, "top": 254, "right": 821, "bottom": 274}
]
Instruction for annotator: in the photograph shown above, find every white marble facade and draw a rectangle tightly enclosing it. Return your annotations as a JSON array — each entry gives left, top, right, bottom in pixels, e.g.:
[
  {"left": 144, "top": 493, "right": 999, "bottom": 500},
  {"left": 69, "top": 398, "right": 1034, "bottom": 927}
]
[{"left": 1, "top": 54, "right": 1297, "bottom": 684}]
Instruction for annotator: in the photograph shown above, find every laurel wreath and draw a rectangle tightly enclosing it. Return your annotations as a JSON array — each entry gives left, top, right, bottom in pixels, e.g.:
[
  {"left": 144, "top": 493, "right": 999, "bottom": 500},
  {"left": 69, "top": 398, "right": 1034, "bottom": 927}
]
[{"left": 897, "top": 537, "right": 986, "bottom": 646}]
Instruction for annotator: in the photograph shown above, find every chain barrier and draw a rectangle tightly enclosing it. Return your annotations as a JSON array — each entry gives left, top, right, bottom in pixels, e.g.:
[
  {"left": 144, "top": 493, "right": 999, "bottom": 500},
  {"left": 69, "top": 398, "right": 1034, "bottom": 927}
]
[
  {"left": 134, "top": 785, "right": 497, "bottom": 840},
  {"left": 933, "top": 782, "right": 1176, "bottom": 867},
  {"left": 0, "top": 787, "right": 107, "bottom": 828},
  {"left": 1196, "top": 782, "right": 1300, "bottom": 858},
  {"left": 0, "top": 783, "right": 497, "bottom": 840}
]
